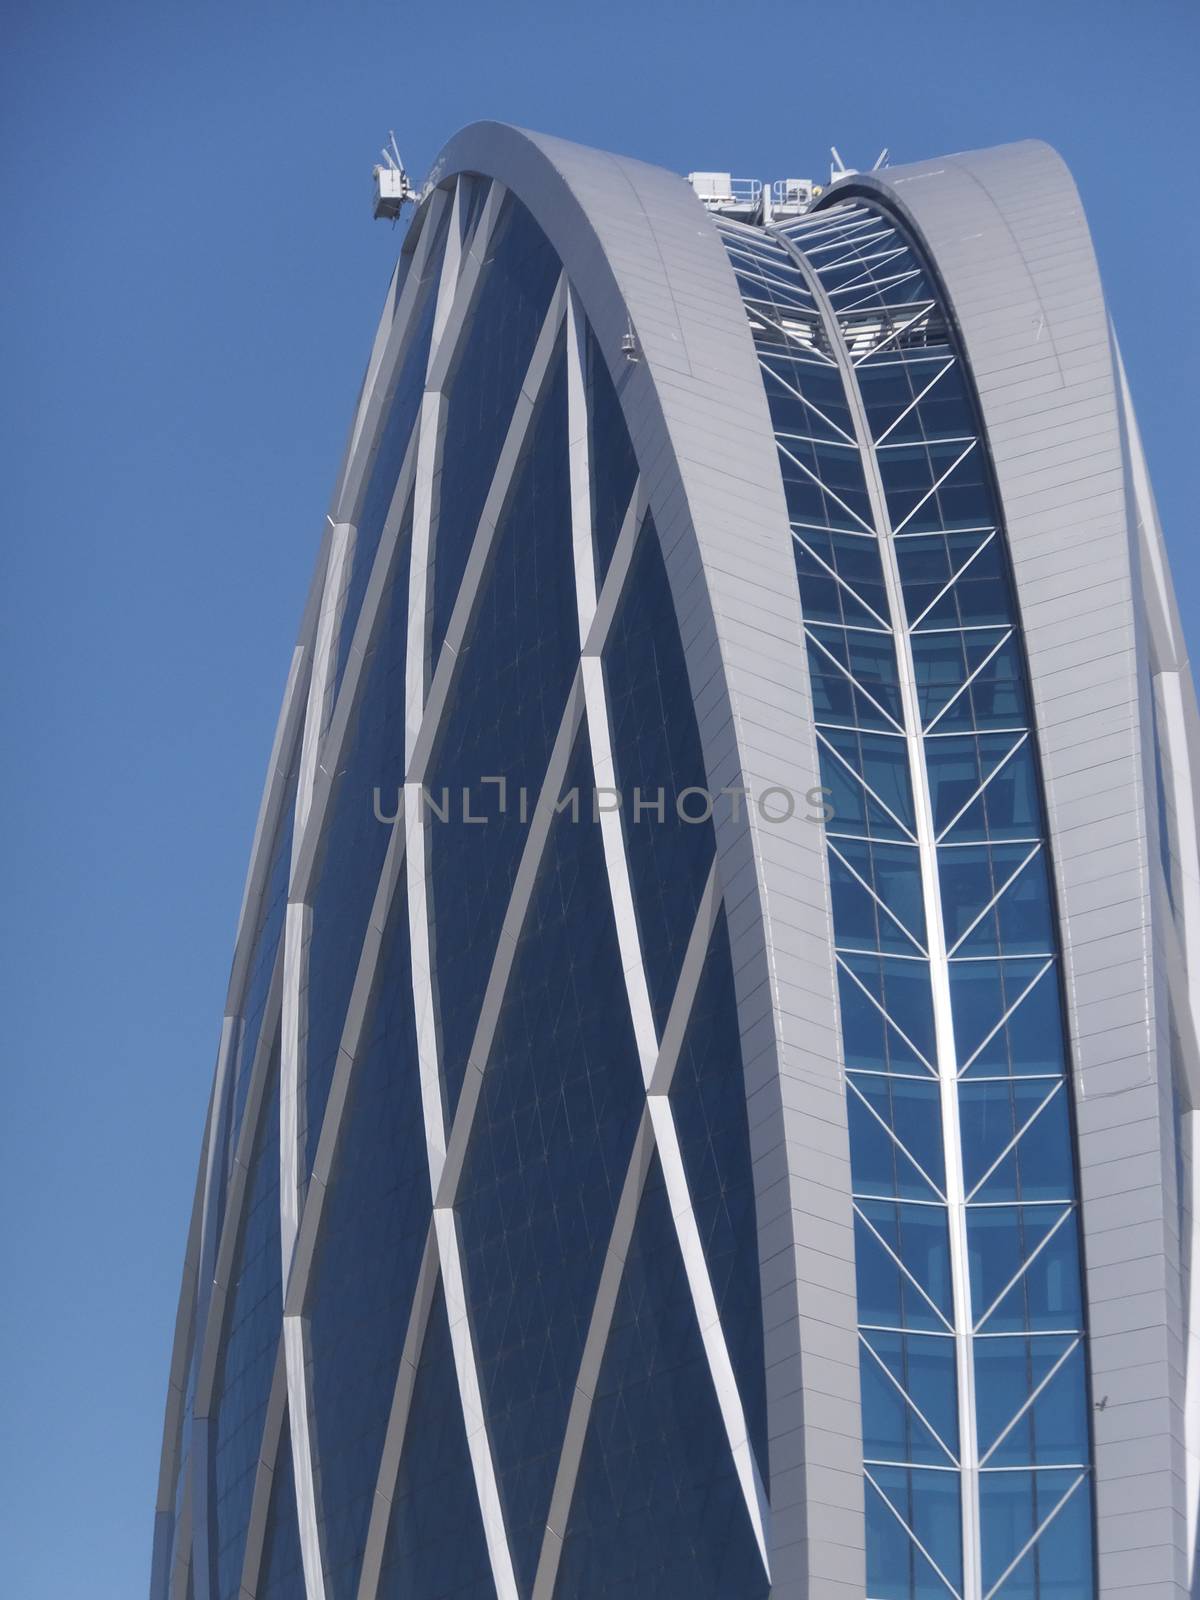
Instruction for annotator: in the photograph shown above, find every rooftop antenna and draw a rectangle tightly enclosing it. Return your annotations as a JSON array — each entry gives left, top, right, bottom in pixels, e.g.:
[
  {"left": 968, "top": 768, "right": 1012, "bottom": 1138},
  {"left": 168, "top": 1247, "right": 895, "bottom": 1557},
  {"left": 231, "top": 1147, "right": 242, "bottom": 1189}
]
[
  {"left": 872, "top": 148, "right": 890, "bottom": 170},
  {"left": 373, "top": 131, "right": 416, "bottom": 223}
]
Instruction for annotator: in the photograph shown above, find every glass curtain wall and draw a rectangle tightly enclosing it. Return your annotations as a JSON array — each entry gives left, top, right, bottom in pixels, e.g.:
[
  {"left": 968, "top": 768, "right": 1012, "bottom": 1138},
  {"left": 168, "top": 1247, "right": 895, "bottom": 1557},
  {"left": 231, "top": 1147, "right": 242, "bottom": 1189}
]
[{"left": 717, "top": 202, "right": 1095, "bottom": 1600}]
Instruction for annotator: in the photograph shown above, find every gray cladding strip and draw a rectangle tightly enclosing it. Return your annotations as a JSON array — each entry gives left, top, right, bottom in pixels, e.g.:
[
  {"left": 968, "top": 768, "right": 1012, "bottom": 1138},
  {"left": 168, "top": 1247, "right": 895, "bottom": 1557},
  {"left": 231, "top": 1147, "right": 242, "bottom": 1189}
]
[{"left": 841, "top": 145, "right": 1193, "bottom": 1599}]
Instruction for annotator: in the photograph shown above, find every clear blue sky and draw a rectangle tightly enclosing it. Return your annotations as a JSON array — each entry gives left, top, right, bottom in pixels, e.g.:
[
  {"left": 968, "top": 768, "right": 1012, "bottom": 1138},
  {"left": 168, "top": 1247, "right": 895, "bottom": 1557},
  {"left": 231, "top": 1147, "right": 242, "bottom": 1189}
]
[{"left": 1, "top": 1, "right": 1196, "bottom": 1593}]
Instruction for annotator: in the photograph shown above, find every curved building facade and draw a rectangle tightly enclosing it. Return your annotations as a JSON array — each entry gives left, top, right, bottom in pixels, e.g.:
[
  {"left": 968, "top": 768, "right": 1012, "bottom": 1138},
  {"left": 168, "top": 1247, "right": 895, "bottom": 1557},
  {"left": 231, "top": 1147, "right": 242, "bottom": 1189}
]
[{"left": 150, "top": 125, "right": 1200, "bottom": 1600}]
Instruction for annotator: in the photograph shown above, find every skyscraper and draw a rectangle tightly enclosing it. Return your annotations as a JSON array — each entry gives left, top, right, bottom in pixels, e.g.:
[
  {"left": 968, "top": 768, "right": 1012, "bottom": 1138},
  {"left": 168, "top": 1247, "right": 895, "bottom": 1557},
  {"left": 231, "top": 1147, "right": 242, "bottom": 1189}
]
[{"left": 151, "top": 124, "right": 1198, "bottom": 1600}]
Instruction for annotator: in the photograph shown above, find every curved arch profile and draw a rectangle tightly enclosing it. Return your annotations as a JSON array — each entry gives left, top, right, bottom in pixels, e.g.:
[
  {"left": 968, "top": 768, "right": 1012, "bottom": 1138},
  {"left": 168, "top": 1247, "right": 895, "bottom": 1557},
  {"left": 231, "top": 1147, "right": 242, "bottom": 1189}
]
[{"left": 152, "top": 124, "right": 1195, "bottom": 1600}]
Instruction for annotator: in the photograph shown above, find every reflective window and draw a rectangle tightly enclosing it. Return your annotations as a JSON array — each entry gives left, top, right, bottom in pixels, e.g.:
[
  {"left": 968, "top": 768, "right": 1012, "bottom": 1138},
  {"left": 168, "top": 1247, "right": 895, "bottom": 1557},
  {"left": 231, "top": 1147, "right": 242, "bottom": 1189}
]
[
  {"left": 426, "top": 343, "right": 576, "bottom": 1122},
  {"left": 603, "top": 514, "right": 715, "bottom": 1029},
  {"left": 554, "top": 1155, "right": 769, "bottom": 1599},
  {"left": 455, "top": 723, "right": 645, "bottom": 1592},
  {"left": 428, "top": 195, "right": 564, "bottom": 670},
  {"left": 304, "top": 525, "right": 412, "bottom": 1179},
  {"left": 209, "top": 1042, "right": 282, "bottom": 1600},
  {"left": 668, "top": 907, "right": 769, "bottom": 1475},
  {"left": 306, "top": 881, "right": 427, "bottom": 1598},
  {"left": 257, "top": 1415, "right": 305, "bottom": 1600},
  {"left": 377, "top": 1281, "right": 496, "bottom": 1600}
]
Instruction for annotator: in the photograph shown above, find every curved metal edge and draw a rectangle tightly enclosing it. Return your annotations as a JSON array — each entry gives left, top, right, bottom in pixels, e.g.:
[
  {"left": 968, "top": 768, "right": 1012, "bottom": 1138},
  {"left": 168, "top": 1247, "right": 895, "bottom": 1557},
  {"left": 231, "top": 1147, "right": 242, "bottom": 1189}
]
[
  {"left": 427, "top": 121, "right": 858, "bottom": 1596},
  {"left": 845, "top": 142, "right": 1194, "bottom": 1600}
]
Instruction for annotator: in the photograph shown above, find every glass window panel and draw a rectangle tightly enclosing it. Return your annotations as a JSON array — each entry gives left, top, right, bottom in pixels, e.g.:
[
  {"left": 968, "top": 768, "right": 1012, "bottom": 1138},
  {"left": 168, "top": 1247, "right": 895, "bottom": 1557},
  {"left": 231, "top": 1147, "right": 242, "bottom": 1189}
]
[
  {"left": 952, "top": 960, "right": 1068, "bottom": 1078},
  {"left": 860, "top": 1343, "right": 954, "bottom": 1466},
  {"left": 863, "top": 1331, "right": 959, "bottom": 1465},
  {"left": 604, "top": 514, "right": 716, "bottom": 1031},
  {"left": 857, "top": 1201, "right": 953, "bottom": 1331},
  {"left": 910, "top": 629, "right": 1011, "bottom": 729},
  {"left": 980, "top": 1469, "right": 1092, "bottom": 1599},
  {"left": 840, "top": 954, "right": 937, "bottom": 1074},
  {"left": 429, "top": 195, "right": 564, "bottom": 667},
  {"left": 850, "top": 1076, "right": 945, "bottom": 1200},
  {"left": 793, "top": 527, "right": 889, "bottom": 622},
  {"left": 455, "top": 725, "right": 644, "bottom": 1592},
  {"left": 257, "top": 1415, "right": 305, "bottom": 1600},
  {"left": 969, "top": 1207, "right": 1083, "bottom": 1333},
  {"left": 941, "top": 845, "right": 1055, "bottom": 957},
  {"left": 867, "top": 1466, "right": 963, "bottom": 1599},
  {"left": 823, "top": 727, "right": 916, "bottom": 832},
  {"left": 898, "top": 532, "right": 1010, "bottom": 631},
  {"left": 377, "top": 1282, "right": 496, "bottom": 1599},
  {"left": 670, "top": 908, "right": 769, "bottom": 1476},
  {"left": 833, "top": 838, "right": 925, "bottom": 948},
  {"left": 554, "top": 1156, "right": 769, "bottom": 1599},
  {"left": 958, "top": 1080, "right": 1072, "bottom": 1202},
  {"left": 978, "top": 1339, "right": 1090, "bottom": 1469},
  {"left": 427, "top": 346, "right": 577, "bottom": 1120}
]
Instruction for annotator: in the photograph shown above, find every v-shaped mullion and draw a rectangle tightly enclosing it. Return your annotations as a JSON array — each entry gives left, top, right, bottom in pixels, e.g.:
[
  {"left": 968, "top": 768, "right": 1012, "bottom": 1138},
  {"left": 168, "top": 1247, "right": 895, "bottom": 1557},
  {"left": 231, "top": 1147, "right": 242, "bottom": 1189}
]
[
  {"left": 977, "top": 1334, "right": 1080, "bottom": 1466},
  {"left": 837, "top": 955, "right": 938, "bottom": 1075},
  {"left": 777, "top": 442, "right": 877, "bottom": 534},
  {"left": 874, "top": 359, "right": 958, "bottom": 447},
  {"left": 854, "top": 1204, "right": 957, "bottom": 1332},
  {"left": 859, "top": 1332, "right": 959, "bottom": 1463},
  {"left": 973, "top": 1206, "right": 1074, "bottom": 1333},
  {"left": 946, "top": 842, "right": 1041, "bottom": 956},
  {"left": 923, "top": 629, "right": 1014, "bottom": 734},
  {"left": 829, "top": 840, "right": 926, "bottom": 953},
  {"left": 863, "top": 1469, "right": 964, "bottom": 1599},
  {"left": 981, "top": 1471, "right": 1087, "bottom": 1600},
  {"left": 793, "top": 535, "right": 892, "bottom": 629},
  {"left": 907, "top": 531, "right": 997, "bottom": 631},
  {"left": 958, "top": 958, "right": 1055, "bottom": 1076},
  {"left": 890, "top": 440, "right": 979, "bottom": 533},
  {"left": 806, "top": 628, "right": 906, "bottom": 732},
  {"left": 965, "top": 1080, "right": 1064, "bottom": 1202},
  {"left": 848, "top": 1077, "right": 945, "bottom": 1197},
  {"left": 817, "top": 732, "right": 918, "bottom": 841},
  {"left": 935, "top": 732, "right": 1029, "bottom": 843}
]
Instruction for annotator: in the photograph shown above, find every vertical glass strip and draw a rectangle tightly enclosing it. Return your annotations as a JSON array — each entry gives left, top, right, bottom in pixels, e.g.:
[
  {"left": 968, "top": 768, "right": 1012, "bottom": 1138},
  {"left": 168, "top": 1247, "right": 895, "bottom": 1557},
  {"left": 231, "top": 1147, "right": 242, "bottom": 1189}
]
[{"left": 719, "top": 201, "right": 1095, "bottom": 1600}]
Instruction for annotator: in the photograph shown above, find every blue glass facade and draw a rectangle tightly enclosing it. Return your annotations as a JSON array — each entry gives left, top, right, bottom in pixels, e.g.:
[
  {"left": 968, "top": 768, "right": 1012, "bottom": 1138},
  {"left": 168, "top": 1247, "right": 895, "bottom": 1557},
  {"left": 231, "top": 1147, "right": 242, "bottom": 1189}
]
[{"left": 718, "top": 200, "right": 1095, "bottom": 1598}]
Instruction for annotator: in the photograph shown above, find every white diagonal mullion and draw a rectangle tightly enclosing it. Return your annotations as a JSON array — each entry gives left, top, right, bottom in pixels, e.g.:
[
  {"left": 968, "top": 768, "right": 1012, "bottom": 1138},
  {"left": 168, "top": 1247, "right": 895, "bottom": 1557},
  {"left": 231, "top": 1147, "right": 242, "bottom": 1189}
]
[
  {"left": 835, "top": 273, "right": 926, "bottom": 318},
  {"left": 973, "top": 1206, "right": 1074, "bottom": 1333},
  {"left": 854, "top": 1202, "right": 956, "bottom": 1331},
  {"left": 805, "top": 626, "right": 906, "bottom": 731},
  {"left": 890, "top": 440, "right": 979, "bottom": 535},
  {"left": 236, "top": 1335, "right": 288, "bottom": 1599},
  {"left": 565, "top": 287, "right": 597, "bottom": 642},
  {"left": 977, "top": 1336, "right": 1080, "bottom": 1467},
  {"left": 531, "top": 1113, "right": 655, "bottom": 1600},
  {"left": 434, "top": 1205, "right": 520, "bottom": 1600},
  {"left": 649, "top": 1096, "right": 772, "bottom": 1573},
  {"left": 935, "top": 733, "right": 1030, "bottom": 843},
  {"left": 846, "top": 1077, "right": 946, "bottom": 1199},
  {"left": 908, "top": 532, "right": 998, "bottom": 632},
  {"left": 924, "top": 631, "right": 1014, "bottom": 736},
  {"left": 981, "top": 1471, "right": 1086, "bottom": 1600},
  {"left": 827, "top": 839, "right": 927, "bottom": 953},
  {"left": 874, "top": 359, "right": 957, "bottom": 447},
  {"left": 777, "top": 441, "right": 877, "bottom": 534},
  {"left": 964, "top": 1081, "right": 1064, "bottom": 1203},
  {"left": 407, "top": 274, "right": 568, "bottom": 782},
  {"left": 851, "top": 302, "right": 938, "bottom": 367},
  {"left": 355, "top": 1226, "right": 440, "bottom": 1600},
  {"left": 864, "top": 1468, "right": 964, "bottom": 1599},
  {"left": 859, "top": 1333, "right": 958, "bottom": 1463},
  {"left": 836, "top": 954, "right": 939, "bottom": 1075},
  {"left": 815, "top": 729, "right": 919, "bottom": 841},
  {"left": 958, "top": 959, "right": 1056, "bottom": 1076},
  {"left": 758, "top": 359, "right": 857, "bottom": 443},
  {"left": 945, "top": 842, "right": 1041, "bottom": 958},
  {"left": 435, "top": 673, "right": 586, "bottom": 1205},
  {"left": 792, "top": 532, "right": 893, "bottom": 629}
]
